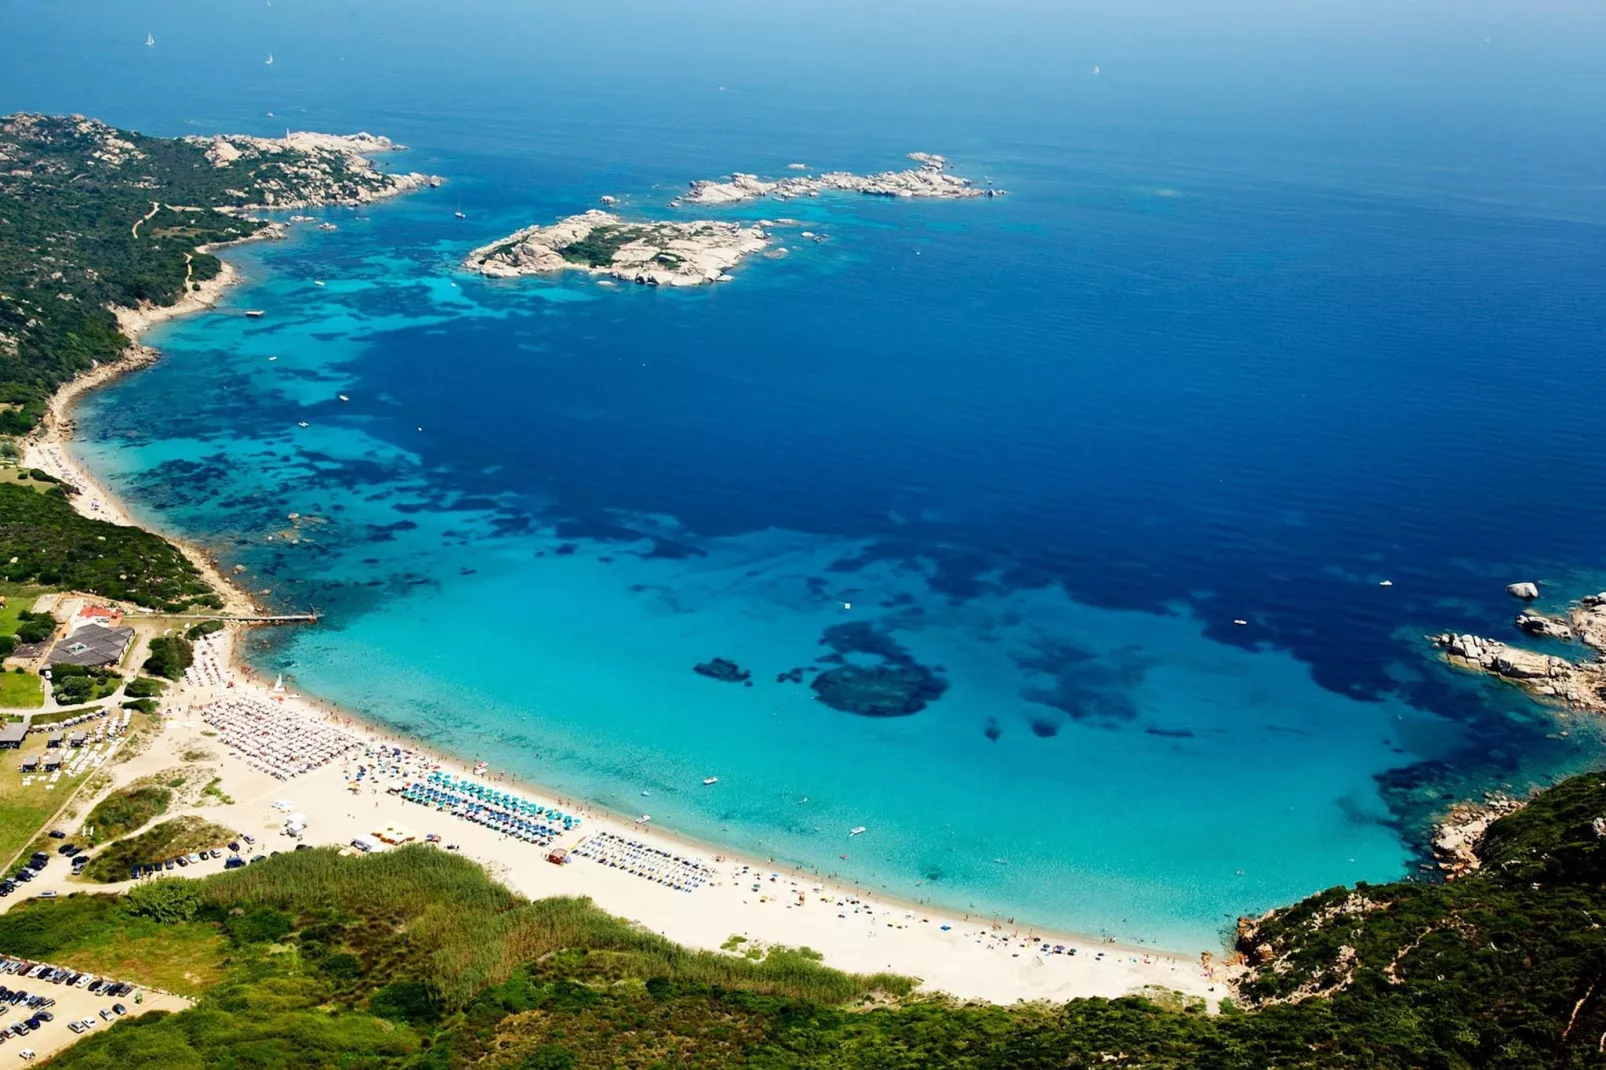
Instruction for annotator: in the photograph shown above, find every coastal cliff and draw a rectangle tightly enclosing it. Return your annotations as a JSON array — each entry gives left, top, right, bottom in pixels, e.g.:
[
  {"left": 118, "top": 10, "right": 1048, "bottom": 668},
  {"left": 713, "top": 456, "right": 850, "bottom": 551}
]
[
  {"left": 464, "top": 209, "right": 770, "bottom": 286},
  {"left": 683, "top": 152, "right": 996, "bottom": 205},
  {"left": 0, "top": 112, "right": 442, "bottom": 434}
]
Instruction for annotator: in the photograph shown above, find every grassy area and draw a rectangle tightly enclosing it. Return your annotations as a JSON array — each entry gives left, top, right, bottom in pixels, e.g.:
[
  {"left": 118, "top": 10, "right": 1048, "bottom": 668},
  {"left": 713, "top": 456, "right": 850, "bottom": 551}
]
[
  {"left": 0, "top": 580, "right": 46, "bottom": 635},
  {"left": 0, "top": 730, "right": 93, "bottom": 871},
  {"left": 0, "top": 669, "right": 42, "bottom": 708},
  {"left": 82, "top": 815, "right": 234, "bottom": 882},
  {"left": 81, "top": 783, "right": 173, "bottom": 845},
  {"left": 0, "top": 894, "right": 226, "bottom": 995}
]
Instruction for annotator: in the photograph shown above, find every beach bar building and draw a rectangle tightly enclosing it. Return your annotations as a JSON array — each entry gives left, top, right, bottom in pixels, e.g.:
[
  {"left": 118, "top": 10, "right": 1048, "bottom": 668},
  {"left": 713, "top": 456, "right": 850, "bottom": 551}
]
[{"left": 48, "top": 623, "right": 135, "bottom": 668}]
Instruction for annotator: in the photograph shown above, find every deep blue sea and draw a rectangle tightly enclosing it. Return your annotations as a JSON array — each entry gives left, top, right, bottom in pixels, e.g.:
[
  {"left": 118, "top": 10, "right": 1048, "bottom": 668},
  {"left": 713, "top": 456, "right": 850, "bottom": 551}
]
[{"left": 7, "top": 0, "right": 1606, "bottom": 948}]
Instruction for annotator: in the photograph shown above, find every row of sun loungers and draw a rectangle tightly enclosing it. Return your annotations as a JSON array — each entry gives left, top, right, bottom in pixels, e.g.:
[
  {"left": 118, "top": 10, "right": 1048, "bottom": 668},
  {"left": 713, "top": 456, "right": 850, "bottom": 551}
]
[
  {"left": 200, "top": 695, "right": 362, "bottom": 779},
  {"left": 572, "top": 832, "right": 713, "bottom": 893}
]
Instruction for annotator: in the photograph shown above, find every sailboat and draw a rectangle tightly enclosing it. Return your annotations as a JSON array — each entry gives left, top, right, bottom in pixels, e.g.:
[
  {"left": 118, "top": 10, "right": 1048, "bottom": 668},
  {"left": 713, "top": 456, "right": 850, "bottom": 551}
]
[
  {"left": 146, "top": 33, "right": 155, "bottom": 47},
  {"left": 265, "top": 52, "right": 274, "bottom": 66}
]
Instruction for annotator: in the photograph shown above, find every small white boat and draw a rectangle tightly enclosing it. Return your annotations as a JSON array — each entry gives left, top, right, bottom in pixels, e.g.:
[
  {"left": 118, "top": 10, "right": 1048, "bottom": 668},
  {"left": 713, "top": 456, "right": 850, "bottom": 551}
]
[
  {"left": 268, "top": 355, "right": 277, "bottom": 361},
  {"left": 313, "top": 280, "right": 325, "bottom": 287},
  {"left": 1233, "top": 619, "right": 1248, "bottom": 626},
  {"left": 639, "top": 814, "right": 652, "bottom": 822},
  {"left": 146, "top": 33, "right": 155, "bottom": 47},
  {"left": 702, "top": 776, "right": 719, "bottom": 786},
  {"left": 454, "top": 210, "right": 466, "bottom": 219},
  {"left": 297, "top": 421, "right": 308, "bottom": 428},
  {"left": 641, "top": 790, "right": 651, "bottom": 796},
  {"left": 265, "top": 52, "right": 274, "bottom": 66},
  {"left": 1379, "top": 580, "right": 1393, "bottom": 587},
  {"left": 849, "top": 826, "right": 866, "bottom": 837},
  {"left": 244, "top": 309, "right": 265, "bottom": 318},
  {"left": 337, "top": 394, "right": 349, "bottom": 402}
]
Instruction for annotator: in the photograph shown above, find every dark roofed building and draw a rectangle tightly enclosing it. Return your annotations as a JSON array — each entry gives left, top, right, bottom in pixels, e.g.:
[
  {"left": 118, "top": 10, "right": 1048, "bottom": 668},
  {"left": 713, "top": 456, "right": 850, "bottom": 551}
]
[
  {"left": 0, "top": 722, "right": 26, "bottom": 749},
  {"left": 48, "top": 624, "right": 135, "bottom": 668}
]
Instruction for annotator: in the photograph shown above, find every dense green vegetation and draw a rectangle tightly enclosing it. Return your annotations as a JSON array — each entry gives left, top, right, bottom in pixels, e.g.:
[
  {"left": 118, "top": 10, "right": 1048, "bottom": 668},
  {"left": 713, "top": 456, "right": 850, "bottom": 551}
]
[
  {"left": 558, "top": 225, "right": 633, "bottom": 267},
  {"left": 81, "top": 815, "right": 232, "bottom": 882},
  {"left": 0, "top": 774, "right": 1593, "bottom": 1067},
  {"left": 183, "top": 618, "right": 224, "bottom": 641},
  {"left": 0, "top": 482, "right": 216, "bottom": 608},
  {"left": 49, "top": 661, "right": 119, "bottom": 704},
  {"left": 123, "top": 675, "right": 166, "bottom": 699},
  {"left": 141, "top": 633, "right": 193, "bottom": 678},
  {"left": 82, "top": 782, "right": 173, "bottom": 845},
  {"left": 0, "top": 113, "right": 324, "bottom": 430}
]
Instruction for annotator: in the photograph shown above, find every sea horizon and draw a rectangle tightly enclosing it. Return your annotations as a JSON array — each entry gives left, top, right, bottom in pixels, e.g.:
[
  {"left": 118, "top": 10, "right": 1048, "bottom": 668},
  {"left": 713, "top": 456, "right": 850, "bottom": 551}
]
[{"left": 10, "top": 0, "right": 1606, "bottom": 950}]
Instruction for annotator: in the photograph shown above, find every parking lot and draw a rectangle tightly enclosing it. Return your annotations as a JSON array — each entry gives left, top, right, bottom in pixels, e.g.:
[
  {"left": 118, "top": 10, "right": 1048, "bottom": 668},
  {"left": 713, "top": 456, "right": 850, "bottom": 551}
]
[{"left": 0, "top": 958, "right": 188, "bottom": 1063}]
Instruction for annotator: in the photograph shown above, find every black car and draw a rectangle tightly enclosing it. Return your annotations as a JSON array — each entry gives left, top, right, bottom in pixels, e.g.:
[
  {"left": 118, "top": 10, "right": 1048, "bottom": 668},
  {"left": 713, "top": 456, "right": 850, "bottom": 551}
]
[
  {"left": 163, "top": 859, "right": 174, "bottom": 871},
  {"left": 56, "top": 844, "right": 76, "bottom": 856},
  {"left": 250, "top": 855, "right": 266, "bottom": 864},
  {"left": 35, "top": 1011, "right": 52, "bottom": 1022},
  {"left": 175, "top": 856, "right": 188, "bottom": 868},
  {"left": 86, "top": 980, "right": 104, "bottom": 994},
  {"left": 14, "top": 869, "right": 33, "bottom": 883},
  {"left": 46, "top": 831, "right": 64, "bottom": 840},
  {"left": 227, "top": 841, "right": 240, "bottom": 853},
  {"left": 111, "top": 1003, "right": 125, "bottom": 1016},
  {"left": 294, "top": 844, "right": 312, "bottom": 852},
  {"left": 224, "top": 857, "right": 245, "bottom": 870}
]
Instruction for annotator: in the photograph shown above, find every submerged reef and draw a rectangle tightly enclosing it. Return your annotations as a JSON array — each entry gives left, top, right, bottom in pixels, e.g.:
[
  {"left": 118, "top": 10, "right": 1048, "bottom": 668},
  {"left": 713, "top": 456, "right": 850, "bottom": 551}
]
[{"left": 809, "top": 621, "right": 948, "bottom": 717}]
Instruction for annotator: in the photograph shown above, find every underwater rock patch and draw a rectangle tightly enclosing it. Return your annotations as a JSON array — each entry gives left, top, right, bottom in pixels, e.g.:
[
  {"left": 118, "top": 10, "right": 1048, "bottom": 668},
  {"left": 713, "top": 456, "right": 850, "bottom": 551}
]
[
  {"left": 694, "top": 657, "right": 751, "bottom": 684},
  {"left": 808, "top": 621, "right": 948, "bottom": 717}
]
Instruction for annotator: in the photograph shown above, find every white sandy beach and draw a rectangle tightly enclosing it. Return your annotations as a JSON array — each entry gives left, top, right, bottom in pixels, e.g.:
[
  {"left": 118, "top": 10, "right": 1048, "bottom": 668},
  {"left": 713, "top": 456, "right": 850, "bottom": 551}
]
[
  {"left": 10, "top": 245, "right": 1224, "bottom": 1008},
  {"left": 44, "top": 626, "right": 1219, "bottom": 1006}
]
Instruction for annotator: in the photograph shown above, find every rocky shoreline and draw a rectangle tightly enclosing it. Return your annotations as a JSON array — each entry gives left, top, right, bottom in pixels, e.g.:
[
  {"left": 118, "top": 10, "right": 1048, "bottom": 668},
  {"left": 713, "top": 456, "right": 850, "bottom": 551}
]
[
  {"left": 1431, "top": 587, "right": 1606, "bottom": 711},
  {"left": 682, "top": 152, "right": 997, "bottom": 206},
  {"left": 463, "top": 209, "right": 770, "bottom": 286},
  {"left": 184, "top": 129, "right": 442, "bottom": 209},
  {"left": 1430, "top": 793, "right": 1527, "bottom": 879}
]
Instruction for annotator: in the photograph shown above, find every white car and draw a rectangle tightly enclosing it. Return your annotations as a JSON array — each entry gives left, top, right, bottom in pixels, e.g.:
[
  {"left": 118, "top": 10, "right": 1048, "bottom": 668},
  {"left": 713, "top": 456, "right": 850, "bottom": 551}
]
[
  {"left": 79, "top": 1018, "right": 94, "bottom": 1029},
  {"left": 73, "top": 975, "right": 93, "bottom": 989}
]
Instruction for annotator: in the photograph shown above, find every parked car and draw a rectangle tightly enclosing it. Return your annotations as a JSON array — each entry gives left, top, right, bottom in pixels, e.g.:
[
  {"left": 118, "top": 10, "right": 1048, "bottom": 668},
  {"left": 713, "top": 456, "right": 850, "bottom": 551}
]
[
  {"left": 209, "top": 848, "right": 222, "bottom": 859},
  {"left": 224, "top": 857, "right": 245, "bottom": 870},
  {"left": 46, "top": 832, "right": 64, "bottom": 840},
  {"left": 294, "top": 844, "right": 312, "bottom": 852},
  {"left": 250, "top": 855, "right": 266, "bottom": 864},
  {"left": 174, "top": 856, "right": 187, "bottom": 868},
  {"left": 242, "top": 834, "right": 255, "bottom": 845},
  {"left": 35, "top": 893, "right": 55, "bottom": 901},
  {"left": 67, "top": 1021, "right": 83, "bottom": 1034},
  {"left": 185, "top": 853, "right": 201, "bottom": 864},
  {"left": 98, "top": 1009, "right": 113, "bottom": 1021},
  {"left": 110, "top": 1004, "right": 125, "bottom": 1016},
  {"left": 163, "top": 860, "right": 174, "bottom": 871},
  {"left": 32, "top": 1013, "right": 49, "bottom": 1023}
]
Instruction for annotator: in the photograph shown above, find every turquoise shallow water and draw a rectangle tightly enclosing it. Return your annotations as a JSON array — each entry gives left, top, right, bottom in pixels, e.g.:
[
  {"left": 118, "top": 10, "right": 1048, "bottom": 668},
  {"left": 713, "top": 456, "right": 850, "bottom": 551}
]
[{"left": 11, "top": 0, "right": 1606, "bottom": 948}]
